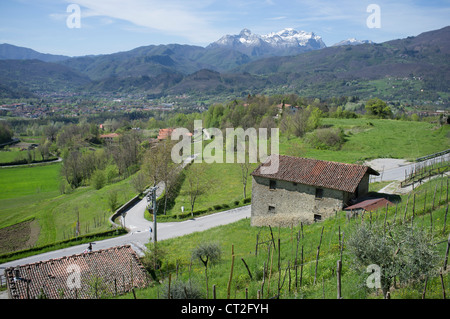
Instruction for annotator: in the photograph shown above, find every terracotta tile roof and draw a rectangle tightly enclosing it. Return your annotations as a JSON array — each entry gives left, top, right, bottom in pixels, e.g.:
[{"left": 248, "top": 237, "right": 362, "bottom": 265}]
[
  {"left": 157, "top": 128, "right": 174, "bottom": 140},
  {"left": 345, "top": 198, "right": 393, "bottom": 212},
  {"left": 251, "top": 154, "right": 379, "bottom": 193},
  {"left": 5, "top": 245, "right": 149, "bottom": 299},
  {"left": 99, "top": 133, "right": 120, "bottom": 139}
]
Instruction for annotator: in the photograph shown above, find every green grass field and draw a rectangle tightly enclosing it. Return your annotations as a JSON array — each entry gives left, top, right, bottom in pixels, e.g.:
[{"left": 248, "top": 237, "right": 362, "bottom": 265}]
[
  {"left": 119, "top": 176, "right": 450, "bottom": 300},
  {"left": 166, "top": 118, "right": 449, "bottom": 217},
  {"left": 0, "top": 162, "right": 138, "bottom": 252},
  {"left": 0, "top": 163, "right": 62, "bottom": 228},
  {"left": 164, "top": 161, "right": 258, "bottom": 216},
  {"left": 0, "top": 118, "right": 448, "bottom": 256},
  {"left": 280, "top": 118, "right": 450, "bottom": 163}
]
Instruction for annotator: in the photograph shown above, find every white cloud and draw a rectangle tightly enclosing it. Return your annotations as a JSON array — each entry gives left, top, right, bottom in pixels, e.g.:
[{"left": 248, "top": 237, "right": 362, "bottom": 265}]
[{"left": 65, "top": 0, "right": 223, "bottom": 43}]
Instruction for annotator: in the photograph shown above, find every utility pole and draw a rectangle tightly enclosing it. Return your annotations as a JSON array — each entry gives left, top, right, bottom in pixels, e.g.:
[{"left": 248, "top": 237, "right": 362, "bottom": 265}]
[{"left": 146, "top": 186, "right": 158, "bottom": 243}]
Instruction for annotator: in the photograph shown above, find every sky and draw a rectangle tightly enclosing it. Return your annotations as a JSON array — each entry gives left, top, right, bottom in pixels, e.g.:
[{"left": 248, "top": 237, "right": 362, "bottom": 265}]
[{"left": 0, "top": 0, "right": 449, "bottom": 57}]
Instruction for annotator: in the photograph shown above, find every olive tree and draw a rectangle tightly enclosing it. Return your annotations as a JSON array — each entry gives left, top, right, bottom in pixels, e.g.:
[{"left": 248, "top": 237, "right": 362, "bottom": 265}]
[
  {"left": 191, "top": 242, "right": 222, "bottom": 299},
  {"left": 347, "top": 222, "right": 438, "bottom": 298}
]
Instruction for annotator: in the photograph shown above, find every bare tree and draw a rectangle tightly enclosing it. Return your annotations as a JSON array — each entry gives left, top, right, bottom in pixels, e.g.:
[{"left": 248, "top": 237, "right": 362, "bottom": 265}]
[
  {"left": 184, "top": 163, "right": 208, "bottom": 216},
  {"left": 141, "top": 139, "right": 181, "bottom": 214},
  {"left": 240, "top": 161, "right": 251, "bottom": 199},
  {"left": 61, "top": 150, "right": 83, "bottom": 188}
]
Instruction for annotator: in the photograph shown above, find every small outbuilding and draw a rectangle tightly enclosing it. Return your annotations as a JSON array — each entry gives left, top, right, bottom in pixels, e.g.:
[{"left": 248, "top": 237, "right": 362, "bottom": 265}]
[
  {"left": 344, "top": 197, "right": 394, "bottom": 218},
  {"left": 250, "top": 154, "right": 380, "bottom": 226}
]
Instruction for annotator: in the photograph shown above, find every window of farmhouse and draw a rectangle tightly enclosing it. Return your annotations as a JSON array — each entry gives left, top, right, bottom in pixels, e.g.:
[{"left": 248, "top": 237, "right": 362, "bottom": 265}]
[
  {"left": 315, "top": 188, "right": 324, "bottom": 199},
  {"left": 269, "top": 180, "right": 276, "bottom": 190}
]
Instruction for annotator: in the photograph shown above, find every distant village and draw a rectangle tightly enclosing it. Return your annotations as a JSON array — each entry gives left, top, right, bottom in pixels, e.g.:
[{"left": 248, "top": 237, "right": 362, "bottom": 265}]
[{"left": 0, "top": 100, "right": 178, "bottom": 119}]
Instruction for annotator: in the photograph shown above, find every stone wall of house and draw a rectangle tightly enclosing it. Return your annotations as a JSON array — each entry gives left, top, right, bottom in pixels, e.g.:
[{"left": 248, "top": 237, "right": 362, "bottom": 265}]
[
  {"left": 357, "top": 174, "right": 370, "bottom": 197},
  {"left": 251, "top": 176, "right": 347, "bottom": 227}
]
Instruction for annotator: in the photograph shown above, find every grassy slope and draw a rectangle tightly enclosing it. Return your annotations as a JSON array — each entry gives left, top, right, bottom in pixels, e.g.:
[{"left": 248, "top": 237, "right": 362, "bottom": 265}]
[
  {"left": 280, "top": 118, "right": 450, "bottom": 163},
  {"left": 0, "top": 163, "right": 62, "bottom": 228},
  {"left": 1, "top": 119, "right": 448, "bottom": 251},
  {"left": 0, "top": 163, "right": 137, "bottom": 247},
  {"left": 123, "top": 177, "right": 450, "bottom": 299},
  {"left": 167, "top": 119, "right": 449, "bottom": 216}
]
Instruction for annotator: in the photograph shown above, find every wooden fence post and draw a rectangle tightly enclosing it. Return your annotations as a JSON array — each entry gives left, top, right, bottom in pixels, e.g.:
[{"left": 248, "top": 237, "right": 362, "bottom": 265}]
[
  {"left": 241, "top": 258, "right": 253, "bottom": 280},
  {"left": 300, "top": 245, "right": 304, "bottom": 289},
  {"left": 412, "top": 193, "right": 416, "bottom": 227},
  {"left": 443, "top": 233, "right": 450, "bottom": 271},
  {"left": 337, "top": 260, "right": 342, "bottom": 299},
  {"left": 432, "top": 182, "right": 438, "bottom": 210},
  {"left": 227, "top": 244, "right": 235, "bottom": 299},
  {"left": 314, "top": 226, "right": 324, "bottom": 285},
  {"left": 422, "top": 276, "right": 428, "bottom": 299},
  {"left": 403, "top": 194, "right": 410, "bottom": 222},
  {"left": 167, "top": 273, "right": 171, "bottom": 299},
  {"left": 443, "top": 204, "right": 449, "bottom": 236},
  {"left": 440, "top": 269, "right": 446, "bottom": 299}
]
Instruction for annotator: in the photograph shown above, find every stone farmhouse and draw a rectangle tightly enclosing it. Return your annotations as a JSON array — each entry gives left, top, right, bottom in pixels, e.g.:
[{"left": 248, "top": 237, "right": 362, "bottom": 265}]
[{"left": 250, "top": 155, "right": 380, "bottom": 227}]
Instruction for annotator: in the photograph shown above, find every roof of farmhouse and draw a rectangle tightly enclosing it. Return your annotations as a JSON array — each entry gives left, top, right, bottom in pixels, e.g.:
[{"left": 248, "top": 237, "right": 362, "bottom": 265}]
[{"left": 251, "top": 155, "right": 380, "bottom": 193}]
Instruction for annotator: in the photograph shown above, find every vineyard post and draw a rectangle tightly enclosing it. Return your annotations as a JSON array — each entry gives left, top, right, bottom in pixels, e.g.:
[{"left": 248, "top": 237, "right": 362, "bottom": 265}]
[
  {"left": 337, "top": 259, "right": 342, "bottom": 299},
  {"left": 313, "top": 226, "right": 324, "bottom": 285},
  {"left": 227, "top": 244, "right": 235, "bottom": 299},
  {"left": 443, "top": 233, "right": 450, "bottom": 271}
]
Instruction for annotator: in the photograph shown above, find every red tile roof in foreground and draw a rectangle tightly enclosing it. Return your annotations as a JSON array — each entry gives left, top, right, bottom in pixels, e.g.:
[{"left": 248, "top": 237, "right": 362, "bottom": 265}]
[
  {"left": 251, "top": 154, "right": 379, "bottom": 193},
  {"left": 5, "top": 245, "right": 149, "bottom": 299}
]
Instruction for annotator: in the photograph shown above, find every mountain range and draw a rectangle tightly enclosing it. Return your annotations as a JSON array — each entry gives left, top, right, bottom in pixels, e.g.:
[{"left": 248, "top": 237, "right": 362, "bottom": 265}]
[
  {"left": 0, "top": 26, "right": 449, "bottom": 103},
  {"left": 207, "top": 28, "right": 326, "bottom": 57}
]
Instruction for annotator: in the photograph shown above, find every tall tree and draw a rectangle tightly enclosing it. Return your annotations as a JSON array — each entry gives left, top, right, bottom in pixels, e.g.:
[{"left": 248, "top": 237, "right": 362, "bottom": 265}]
[
  {"left": 142, "top": 139, "right": 181, "bottom": 214},
  {"left": 184, "top": 163, "right": 208, "bottom": 216},
  {"left": 365, "top": 98, "right": 392, "bottom": 118}
]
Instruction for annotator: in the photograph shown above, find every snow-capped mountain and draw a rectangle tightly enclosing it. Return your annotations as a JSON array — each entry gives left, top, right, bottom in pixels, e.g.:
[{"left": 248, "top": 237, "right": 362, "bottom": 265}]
[
  {"left": 332, "top": 38, "right": 374, "bottom": 47},
  {"left": 208, "top": 28, "right": 326, "bottom": 57}
]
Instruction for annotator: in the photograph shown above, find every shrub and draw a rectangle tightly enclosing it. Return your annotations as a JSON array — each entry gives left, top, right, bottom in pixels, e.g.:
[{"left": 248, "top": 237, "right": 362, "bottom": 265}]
[
  {"left": 347, "top": 223, "right": 439, "bottom": 299},
  {"left": 161, "top": 279, "right": 204, "bottom": 299},
  {"left": 305, "top": 127, "right": 345, "bottom": 150},
  {"left": 91, "top": 169, "right": 106, "bottom": 190}
]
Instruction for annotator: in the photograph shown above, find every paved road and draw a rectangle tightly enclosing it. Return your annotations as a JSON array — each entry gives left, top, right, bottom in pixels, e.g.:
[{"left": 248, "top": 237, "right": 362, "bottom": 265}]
[
  {"left": 0, "top": 152, "right": 251, "bottom": 276},
  {"left": 369, "top": 153, "right": 449, "bottom": 182},
  {"left": 0, "top": 204, "right": 251, "bottom": 276},
  {"left": 1, "top": 152, "right": 447, "bottom": 276}
]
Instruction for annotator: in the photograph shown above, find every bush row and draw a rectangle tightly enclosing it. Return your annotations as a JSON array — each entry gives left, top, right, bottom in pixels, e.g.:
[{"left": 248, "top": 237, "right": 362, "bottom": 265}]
[
  {"left": 155, "top": 197, "right": 252, "bottom": 222},
  {"left": 0, "top": 228, "right": 127, "bottom": 263}
]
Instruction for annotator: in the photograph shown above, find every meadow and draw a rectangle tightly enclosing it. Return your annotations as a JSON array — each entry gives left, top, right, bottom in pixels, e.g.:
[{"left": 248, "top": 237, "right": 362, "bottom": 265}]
[
  {"left": 0, "top": 117, "right": 448, "bottom": 258},
  {"left": 280, "top": 118, "right": 450, "bottom": 163},
  {"left": 164, "top": 118, "right": 449, "bottom": 217},
  {"left": 0, "top": 162, "right": 137, "bottom": 254},
  {"left": 119, "top": 176, "right": 450, "bottom": 300}
]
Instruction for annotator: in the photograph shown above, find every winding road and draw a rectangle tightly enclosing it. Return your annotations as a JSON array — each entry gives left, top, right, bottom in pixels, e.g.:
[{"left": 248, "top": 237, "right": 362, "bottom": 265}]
[{"left": 1, "top": 152, "right": 448, "bottom": 277}]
